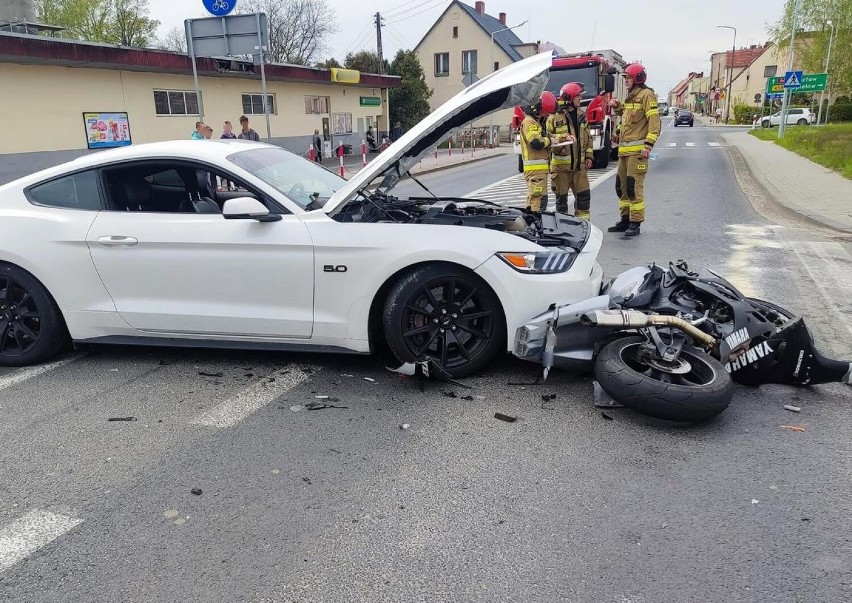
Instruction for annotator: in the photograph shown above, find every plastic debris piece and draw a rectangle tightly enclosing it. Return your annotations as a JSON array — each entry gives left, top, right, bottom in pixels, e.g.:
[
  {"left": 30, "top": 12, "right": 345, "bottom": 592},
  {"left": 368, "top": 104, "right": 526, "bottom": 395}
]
[
  {"left": 461, "top": 395, "right": 474, "bottom": 401},
  {"left": 305, "top": 401, "right": 348, "bottom": 410},
  {"left": 784, "top": 405, "right": 802, "bottom": 413},
  {"left": 594, "top": 381, "right": 625, "bottom": 408},
  {"left": 198, "top": 371, "right": 223, "bottom": 377},
  {"left": 164, "top": 510, "right": 179, "bottom": 520},
  {"left": 290, "top": 405, "right": 304, "bottom": 412},
  {"left": 173, "top": 518, "right": 187, "bottom": 526},
  {"left": 399, "top": 423, "right": 410, "bottom": 430},
  {"left": 601, "top": 412, "right": 614, "bottom": 421},
  {"left": 780, "top": 425, "right": 806, "bottom": 432},
  {"left": 494, "top": 412, "right": 517, "bottom": 423},
  {"left": 364, "top": 377, "right": 376, "bottom": 382},
  {"left": 191, "top": 488, "right": 203, "bottom": 496},
  {"left": 752, "top": 499, "right": 759, "bottom": 504},
  {"left": 342, "top": 374, "right": 355, "bottom": 378},
  {"left": 315, "top": 395, "right": 329, "bottom": 400},
  {"left": 107, "top": 417, "right": 137, "bottom": 422},
  {"left": 541, "top": 394, "right": 557, "bottom": 402},
  {"left": 272, "top": 469, "right": 280, "bottom": 474}
]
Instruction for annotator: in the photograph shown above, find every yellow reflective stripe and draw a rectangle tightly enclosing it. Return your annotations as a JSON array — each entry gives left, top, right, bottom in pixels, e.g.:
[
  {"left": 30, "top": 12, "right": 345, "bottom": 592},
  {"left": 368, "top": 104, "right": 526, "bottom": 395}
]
[
  {"left": 623, "top": 102, "right": 642, "bottom": 109},
  {"left": 551, "top": 156, "right": 574, "bottom": 165},
  {"left": 524, "top": 164, "right": 550, "bottom": 172},
  {"left": 646, "top": 109, "right": 659, "bottom": 116},
  {"left": 620, "top": 139, "right": 645, "bottom": 147},
  {"left": 630, "top": 202, "right": 646, "bottom": 211},
  {"left": 646, "top": 133, "right": 658, "bottom": 142},
  {"left": 619, "top": 144, "right": 645, "bottom": 153}
]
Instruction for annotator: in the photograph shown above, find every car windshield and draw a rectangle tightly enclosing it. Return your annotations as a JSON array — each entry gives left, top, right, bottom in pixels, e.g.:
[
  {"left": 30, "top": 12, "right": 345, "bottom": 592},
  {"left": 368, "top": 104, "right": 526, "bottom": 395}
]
[
  {"left": 227, "top": 147, "right": 345, "bottom": 210},
  {"left": 546, "top": 65, "right": 599, "bottom": 100}
]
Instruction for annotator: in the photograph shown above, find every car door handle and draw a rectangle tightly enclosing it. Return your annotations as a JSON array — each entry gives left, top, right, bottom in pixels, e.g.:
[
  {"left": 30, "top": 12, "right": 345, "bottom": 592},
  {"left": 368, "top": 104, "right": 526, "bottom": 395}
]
[{"left": 98, "top": 236, "right": 138, "bottom": 247}]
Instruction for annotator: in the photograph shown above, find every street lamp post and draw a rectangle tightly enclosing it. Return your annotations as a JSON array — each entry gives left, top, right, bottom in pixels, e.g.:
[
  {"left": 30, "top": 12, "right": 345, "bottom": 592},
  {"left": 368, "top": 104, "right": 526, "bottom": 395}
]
[
  {"left": 817, "top": 20, "right": 835, "bottom": 125},
  {"left": 717, "top": 25, "right": 737, "bottom": 124},
  {"left": 488, "top": 20, "right": 527, "bottom": 146}
]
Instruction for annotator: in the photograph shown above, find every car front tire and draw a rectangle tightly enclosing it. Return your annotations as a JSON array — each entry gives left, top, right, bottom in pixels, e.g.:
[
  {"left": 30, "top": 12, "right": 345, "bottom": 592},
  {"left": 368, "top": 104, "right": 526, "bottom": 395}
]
[
  {"left": 382, "top": 264, "right": 505, "bottom": 378},
  {"left": 0, "top": 263, "right": 67, "bottom": 367}
]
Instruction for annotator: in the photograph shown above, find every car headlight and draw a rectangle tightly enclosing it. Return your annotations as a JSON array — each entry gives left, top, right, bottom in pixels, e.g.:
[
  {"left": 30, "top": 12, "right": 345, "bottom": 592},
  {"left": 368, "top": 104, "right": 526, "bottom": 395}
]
[{"left": 497, "top": 251, "right": 575, "bottom": 274}]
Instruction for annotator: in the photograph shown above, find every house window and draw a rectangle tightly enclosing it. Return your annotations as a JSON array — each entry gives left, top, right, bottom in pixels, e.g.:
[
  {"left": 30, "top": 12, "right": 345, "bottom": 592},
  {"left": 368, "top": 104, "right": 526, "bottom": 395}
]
[
  {"left": 154, "top": 90, "right": 200, "bottom": 116},
  {"left": 332, "top": 112, "right": 352, "bottom": 135},
  {"left": 304, "top": 96, "right": 330, "bottom": 114},
  {"left": 242, "top": 93, "right": 276, "bottom": 115},
  {"left": 494, "top": 61, "right": 499, "bottom": 71},
  {"left": 764, "top": 65, "right": 778, "bottom": 78},
  {"left": 462, "top": 50, "right": 477, "bottom": 75},
  {"left": 452, "top": 26, "right": 458, "bottom": 38},
  {"left": 434, "top": 52, "right": 449, "bottom": 76}
]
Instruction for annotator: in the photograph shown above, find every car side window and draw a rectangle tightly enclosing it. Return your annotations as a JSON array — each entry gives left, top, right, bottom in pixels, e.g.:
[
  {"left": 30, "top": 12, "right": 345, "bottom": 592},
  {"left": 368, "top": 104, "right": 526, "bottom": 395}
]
[
  {"left": 790, "top": 109, "right": 802, "bottom": 115},
  {"left": 28, "top": 170, "right": 102, "bottom": 210}
]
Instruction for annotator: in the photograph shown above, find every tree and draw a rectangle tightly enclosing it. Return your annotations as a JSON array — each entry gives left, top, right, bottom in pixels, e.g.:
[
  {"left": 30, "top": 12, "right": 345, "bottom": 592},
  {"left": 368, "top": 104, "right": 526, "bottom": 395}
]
[
  {"left": 387, "top": 50, "right": 432, "bottom": 132},
  {"left": 157, "top": 25, "right": 187, "bottom": 53},
  {"left": 344, "top": 50, "right": 389, "bottom": 74},
  {"left": 238, "top": 0, "right": 338, "bottom": 65},
  {"left": 769, "top": 0, "right": 852, "bottom": 94},
  {"left": 315, "top": 57, "right": 341, "bottom": 69},
  {"left": 35, "top": 0, "right": 158, "bottom": 47}
]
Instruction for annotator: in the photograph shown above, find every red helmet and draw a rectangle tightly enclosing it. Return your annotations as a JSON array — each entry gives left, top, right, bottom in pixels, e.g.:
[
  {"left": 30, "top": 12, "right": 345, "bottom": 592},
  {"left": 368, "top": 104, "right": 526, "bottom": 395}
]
[
  {"left": 512, "top": 105, "right": 525, "bottom": 128},
  {"left": 559, "top": 83, "right": 584, "bottom": 103},
  {"left": 623, "top": 63, "right": 647, "bottom": 85},
  {"left": 532, "top": 91, "right": 558, "bottom": 117}
]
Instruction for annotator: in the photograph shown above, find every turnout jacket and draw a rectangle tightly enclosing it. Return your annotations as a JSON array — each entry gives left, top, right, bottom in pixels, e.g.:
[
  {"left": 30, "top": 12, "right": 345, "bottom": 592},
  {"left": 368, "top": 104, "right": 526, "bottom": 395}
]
[
  {"left": 614, "top": 85, "right": 661, "bottom": 156},
  {"left": 546, "top": 108, "right": 594, "bottom": 171}
]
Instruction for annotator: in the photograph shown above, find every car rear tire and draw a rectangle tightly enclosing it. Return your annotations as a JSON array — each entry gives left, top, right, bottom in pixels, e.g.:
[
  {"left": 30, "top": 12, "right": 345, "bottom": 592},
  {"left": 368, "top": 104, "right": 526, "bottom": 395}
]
[
  {"left": 689, "top": 121, "right": 694, "bottom": 127},
  {"left": 762, "top": 120, "right": 770, "bottom": 128},
  {"left": 0, "top": 264, "right": 67, "bottom": 367},
  {"left": 595, "top": 336, "right": 733, "bottom": 422},
  {"left": 382, "top": 264, "right": 505, "bottom": 378},
  {"left": 797, "top": 118, "right": 807, "bottom": 125}
]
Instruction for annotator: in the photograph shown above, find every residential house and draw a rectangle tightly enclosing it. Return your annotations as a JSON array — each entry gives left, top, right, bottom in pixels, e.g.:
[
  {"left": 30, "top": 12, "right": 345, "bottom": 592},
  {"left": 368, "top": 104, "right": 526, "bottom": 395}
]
[
  {"left": 687, "top": 76, "right": 710, "bottom": 113},
  {"left": 414, "top": 1, "right": 535, "bottom": 141}
]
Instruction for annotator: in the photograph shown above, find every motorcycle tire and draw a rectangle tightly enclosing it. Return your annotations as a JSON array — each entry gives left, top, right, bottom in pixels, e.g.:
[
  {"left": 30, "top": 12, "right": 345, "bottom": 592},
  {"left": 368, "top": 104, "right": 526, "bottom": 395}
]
[{"left": 595, "top": 336, "right": 733, "bottom": 422}]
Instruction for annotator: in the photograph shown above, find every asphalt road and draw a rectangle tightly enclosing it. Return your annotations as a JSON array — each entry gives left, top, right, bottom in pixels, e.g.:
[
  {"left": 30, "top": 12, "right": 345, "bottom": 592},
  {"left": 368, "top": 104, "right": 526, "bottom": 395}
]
[{"left": 1, "top": 117, "right": 851, "bottom": 602}]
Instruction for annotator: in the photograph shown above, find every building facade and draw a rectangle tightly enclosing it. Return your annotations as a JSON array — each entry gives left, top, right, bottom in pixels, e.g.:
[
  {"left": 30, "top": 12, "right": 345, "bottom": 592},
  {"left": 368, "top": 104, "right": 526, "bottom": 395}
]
[{"left": 0, "top": 32, "right": 399, "bottom": 184}]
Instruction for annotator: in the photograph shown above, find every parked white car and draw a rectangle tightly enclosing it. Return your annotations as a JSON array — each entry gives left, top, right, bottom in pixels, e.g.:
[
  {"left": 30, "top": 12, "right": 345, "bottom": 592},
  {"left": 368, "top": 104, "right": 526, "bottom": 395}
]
[
  {"left": 0, "top": 52, "right": 604, "bottom": 377},
  {"left": 761, "top": 108, "right": 816, "bottom": 127}
]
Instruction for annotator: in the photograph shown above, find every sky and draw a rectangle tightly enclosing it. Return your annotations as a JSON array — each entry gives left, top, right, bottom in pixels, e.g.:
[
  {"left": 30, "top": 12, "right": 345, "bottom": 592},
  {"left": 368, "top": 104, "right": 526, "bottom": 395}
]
[{"left": 147, "top": 0, "right": 786, "bottom": 95}]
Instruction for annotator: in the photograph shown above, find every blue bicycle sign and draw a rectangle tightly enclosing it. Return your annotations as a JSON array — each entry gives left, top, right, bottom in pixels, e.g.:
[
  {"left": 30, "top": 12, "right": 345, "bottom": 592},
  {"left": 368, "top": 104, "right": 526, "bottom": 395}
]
[{"left": 203, "top": 0, "right": 235, "bottom": 17}]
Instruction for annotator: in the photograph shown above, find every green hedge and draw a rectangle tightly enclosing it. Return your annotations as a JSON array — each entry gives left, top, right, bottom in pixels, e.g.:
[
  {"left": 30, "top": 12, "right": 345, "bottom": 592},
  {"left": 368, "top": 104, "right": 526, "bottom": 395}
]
[
  {"left": 829, "top": 103, "right": 852, "bottom": 123},
  {"left": 733, "top": 103, "right": 756, "bottom": 124}
]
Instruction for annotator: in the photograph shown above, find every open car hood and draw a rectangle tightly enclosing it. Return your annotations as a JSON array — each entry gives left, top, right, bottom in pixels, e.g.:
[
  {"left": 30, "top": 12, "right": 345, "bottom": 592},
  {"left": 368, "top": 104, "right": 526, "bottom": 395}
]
[{"left": 323, "top": 52, "right": 552, "bottom": 215}]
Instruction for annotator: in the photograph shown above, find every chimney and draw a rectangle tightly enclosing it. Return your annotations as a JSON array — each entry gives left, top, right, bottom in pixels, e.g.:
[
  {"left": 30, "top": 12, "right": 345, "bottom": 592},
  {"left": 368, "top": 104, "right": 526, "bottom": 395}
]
[
  {"left": 475, "top": 1, "right": 485, "bottom": 15},
  {"left": 499, "top": 12, "right": 506, "bottom": 25}
]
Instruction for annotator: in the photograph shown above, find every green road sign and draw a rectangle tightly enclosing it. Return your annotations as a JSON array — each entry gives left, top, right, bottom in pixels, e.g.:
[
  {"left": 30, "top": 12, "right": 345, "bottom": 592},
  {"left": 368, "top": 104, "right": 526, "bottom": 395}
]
[
  {"left": 767, "top": 73, "right": 827, "bottom": 94},
  {"left": 797, "top": 73, "right": 827, "bottom": 92}
]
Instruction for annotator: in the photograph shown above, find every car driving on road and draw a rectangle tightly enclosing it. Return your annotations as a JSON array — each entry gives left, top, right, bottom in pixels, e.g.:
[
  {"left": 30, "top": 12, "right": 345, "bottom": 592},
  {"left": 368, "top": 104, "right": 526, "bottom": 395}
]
[{"left": 674, "top": 109, "right": 694, "bottom": 127}]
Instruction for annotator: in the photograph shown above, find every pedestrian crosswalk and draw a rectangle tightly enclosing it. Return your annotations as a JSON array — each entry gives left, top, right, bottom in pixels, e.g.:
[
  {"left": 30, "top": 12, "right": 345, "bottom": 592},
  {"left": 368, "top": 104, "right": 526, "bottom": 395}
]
[{"left": 465, "top": 164, "right": 618, "bottom": 208}]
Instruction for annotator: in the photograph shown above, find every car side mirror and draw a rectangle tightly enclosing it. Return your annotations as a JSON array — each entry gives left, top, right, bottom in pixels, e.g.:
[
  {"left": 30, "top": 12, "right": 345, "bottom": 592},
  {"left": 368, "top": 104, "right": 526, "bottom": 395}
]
[
  {"left": 222, "top": 197, "right": 282, "bottom": 222},
  {"left": 604, "top": 74, "right": 615, "bottom": 94}
]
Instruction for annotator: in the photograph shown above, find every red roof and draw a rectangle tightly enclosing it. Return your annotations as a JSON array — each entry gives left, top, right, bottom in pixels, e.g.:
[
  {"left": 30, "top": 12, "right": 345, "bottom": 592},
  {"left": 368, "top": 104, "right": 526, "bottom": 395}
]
[
  {"left": 0, "top": 32, "right": 400, "bottom": 88},
  {"left": 725, "top": 45, "right": 769, "bottom": 68}
]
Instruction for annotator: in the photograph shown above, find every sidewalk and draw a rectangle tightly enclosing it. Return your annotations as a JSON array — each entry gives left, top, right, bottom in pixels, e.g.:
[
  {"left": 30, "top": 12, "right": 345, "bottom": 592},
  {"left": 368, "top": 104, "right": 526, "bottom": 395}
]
[
  {"left": 693, "top": 113, "right": 748, "bottom": 128},
  {"left": 316, "top": 145, "right": 512, "bottom": 178},
  {"left": 722, "top": 130, "right": 852, "bottom": 233}
]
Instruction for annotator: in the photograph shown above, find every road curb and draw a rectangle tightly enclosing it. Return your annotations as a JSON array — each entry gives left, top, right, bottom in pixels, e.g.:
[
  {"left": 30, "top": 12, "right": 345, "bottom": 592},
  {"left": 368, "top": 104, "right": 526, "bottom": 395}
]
[
  {"left": 411, "top": 152, "right": 512, "bottom": 177},
  {"left": 724, "top": 141, "right": 852, "bottom": 236}
]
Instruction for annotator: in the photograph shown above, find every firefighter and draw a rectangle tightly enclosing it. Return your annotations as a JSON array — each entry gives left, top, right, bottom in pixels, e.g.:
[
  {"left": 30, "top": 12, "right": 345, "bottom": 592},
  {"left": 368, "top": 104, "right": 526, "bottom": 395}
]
[
  {"left": 607, "top": 63, "right": 661, "bottom": 237},
  {"left": 546, "top": 82, "right": 594, "bottom": 220},
  {"left": 519, "top": 91, "right": 558, "bottom": 216}
]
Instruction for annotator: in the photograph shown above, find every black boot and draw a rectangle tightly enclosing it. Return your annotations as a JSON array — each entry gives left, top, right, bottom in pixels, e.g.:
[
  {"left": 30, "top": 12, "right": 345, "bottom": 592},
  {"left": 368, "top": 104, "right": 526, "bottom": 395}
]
[
  {"left": 607, "top": 218, "right": 630, "bottom": 232},
  {"left": 624, "top": 222, "right": 641, "bottom": 237}
]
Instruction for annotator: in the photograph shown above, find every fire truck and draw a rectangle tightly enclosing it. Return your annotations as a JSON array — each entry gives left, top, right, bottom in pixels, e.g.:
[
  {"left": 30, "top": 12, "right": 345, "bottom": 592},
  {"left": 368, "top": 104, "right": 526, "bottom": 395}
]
[{"left": 514, "top": 50, "right": 627, "bottom": 172}]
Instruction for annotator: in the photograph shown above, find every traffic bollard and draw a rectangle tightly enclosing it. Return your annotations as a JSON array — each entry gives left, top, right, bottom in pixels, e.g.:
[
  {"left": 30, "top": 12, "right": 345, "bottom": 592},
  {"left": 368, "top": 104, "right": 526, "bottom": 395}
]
[
  {"left": 308, "top": 144, "right": 315, "bottom": 162},
  {"left": 337, "top": 142, "right": 345, "bottom": 178},
  {"left": 361, "top": 140, "right": 367, "bottom": 167}
]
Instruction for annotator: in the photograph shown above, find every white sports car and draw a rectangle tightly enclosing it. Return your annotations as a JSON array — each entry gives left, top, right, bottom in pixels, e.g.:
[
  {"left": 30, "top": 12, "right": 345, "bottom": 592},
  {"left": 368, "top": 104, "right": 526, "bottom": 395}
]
[{"left": 0, "top": 53, "right": 603, "bottom": 377}]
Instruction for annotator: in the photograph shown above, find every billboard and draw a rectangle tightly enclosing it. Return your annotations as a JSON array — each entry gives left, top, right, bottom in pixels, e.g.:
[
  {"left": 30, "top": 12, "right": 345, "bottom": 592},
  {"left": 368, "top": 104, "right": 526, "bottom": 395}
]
[{"left": 83, "top": 112, "right": 132, "bottom": 149}]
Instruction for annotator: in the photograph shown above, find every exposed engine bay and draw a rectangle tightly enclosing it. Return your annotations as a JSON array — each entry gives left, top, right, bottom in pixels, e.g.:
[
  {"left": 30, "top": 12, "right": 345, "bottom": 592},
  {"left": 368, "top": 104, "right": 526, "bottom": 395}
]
[{"left": 333, "top": 192, "right": 591, "bottom": 251}]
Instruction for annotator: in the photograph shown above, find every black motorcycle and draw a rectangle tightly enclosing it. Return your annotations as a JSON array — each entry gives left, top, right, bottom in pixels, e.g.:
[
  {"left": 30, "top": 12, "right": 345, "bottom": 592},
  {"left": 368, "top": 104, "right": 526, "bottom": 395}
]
[{"left": 514, "top": 260, "right": 851, "bottom": 422}]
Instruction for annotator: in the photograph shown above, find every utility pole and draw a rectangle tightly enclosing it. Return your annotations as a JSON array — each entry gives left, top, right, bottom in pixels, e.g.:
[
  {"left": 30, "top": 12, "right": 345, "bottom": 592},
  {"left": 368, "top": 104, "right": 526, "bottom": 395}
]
[
  {"left": 375, "top": 12, "right": 384, "bottom": 74},
  {"left": 779, "top": 0, "right": 801, "bottom": 138}
]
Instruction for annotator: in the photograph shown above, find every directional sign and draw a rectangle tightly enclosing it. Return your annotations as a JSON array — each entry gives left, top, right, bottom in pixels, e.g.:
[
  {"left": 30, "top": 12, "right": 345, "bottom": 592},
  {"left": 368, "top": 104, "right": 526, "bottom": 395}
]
[
  {"left": 797, "top": 73, "right": 828, "bottom": 93},
  {"left": 766, "top": 76, "right": 785, "bottom": 94},
  {"left": 784, "top": 70, "right": 803, "bottom": 89},
  {"left": 203, "top": 0, "right": 236, "bottom": 17}
]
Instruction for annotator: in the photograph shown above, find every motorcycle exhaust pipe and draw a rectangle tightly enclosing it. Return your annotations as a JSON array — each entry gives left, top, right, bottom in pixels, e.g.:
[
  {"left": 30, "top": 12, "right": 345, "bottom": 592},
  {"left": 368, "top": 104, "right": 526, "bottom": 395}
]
[{"left": 580, "top": 310, "right": 717, "bottom": 348}]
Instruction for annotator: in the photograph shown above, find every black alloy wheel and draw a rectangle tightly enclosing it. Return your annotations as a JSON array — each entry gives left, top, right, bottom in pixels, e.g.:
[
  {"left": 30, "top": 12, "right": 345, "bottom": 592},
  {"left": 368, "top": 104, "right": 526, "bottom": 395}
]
[
  {"left": 383, "top": 265, "right": 504, "bottom": 378},
  {"left": 0, "top": 265, "right": 67, "bottom": 367}
]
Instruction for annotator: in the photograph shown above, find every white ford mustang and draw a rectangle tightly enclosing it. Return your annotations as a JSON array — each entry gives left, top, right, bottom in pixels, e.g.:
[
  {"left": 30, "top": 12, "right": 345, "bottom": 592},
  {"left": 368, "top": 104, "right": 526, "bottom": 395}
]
[{"left": 0, "top": 53, "right": 603, "bottom": 377}]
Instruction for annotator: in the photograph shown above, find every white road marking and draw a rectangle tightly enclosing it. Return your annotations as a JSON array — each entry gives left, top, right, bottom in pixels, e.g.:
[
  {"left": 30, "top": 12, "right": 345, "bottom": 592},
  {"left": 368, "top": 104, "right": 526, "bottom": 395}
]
[
  {"left": 0, "top": 510, "right": 83, "bottom": 573},
  {"left": 708, "top": 142, "right": 722, "bottom": 147},
  {"left": 190, "top": 366, "right": 316, "bottom": 429},
  {"left": 667, "top": 142, "right": 677, "bottom": 147},
  {"left": 685, "top": 142, "right": 696, "bottom": 147},
  {"left": 465, "top": 164, "right": 618, "bottom": 207},
  {"left": 0, "top": 354, "right": 83, "bottom": 393}
]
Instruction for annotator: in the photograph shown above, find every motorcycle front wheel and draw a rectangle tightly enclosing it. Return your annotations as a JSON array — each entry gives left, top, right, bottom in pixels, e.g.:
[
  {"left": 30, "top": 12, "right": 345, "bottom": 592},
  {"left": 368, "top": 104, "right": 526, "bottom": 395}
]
[{"left": 595, "top": 336, "right": 733, "bottom": 422}]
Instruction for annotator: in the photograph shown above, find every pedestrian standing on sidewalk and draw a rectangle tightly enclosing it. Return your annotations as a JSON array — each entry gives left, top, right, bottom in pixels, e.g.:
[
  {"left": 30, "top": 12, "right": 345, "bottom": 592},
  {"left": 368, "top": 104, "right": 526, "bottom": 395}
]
[
  {"left": 715, "top": 107, "right": 722, "bottom": 124},
  {"left": 238, "top": 115, "right": 260, "bottom": 141},
  {"left": 391, "top": 121, "right": 403, "bottom": 142},
  {"left": 546, "top": 82, "right": 594, "bottom": 220},
  {"left": 313, "top": 129, "right": 323, "bottom": 162},
  {"left": 519, "top": 91, "right": 558, "bottom": 218},
  {"left": 191, "top": 121, "right": 206, "bottom": 140},
  {"left": 221, "top": 121, "right": 237, "bottom": 139},
  {"left": 607, "top": 63, "right": 661, "bottom": 237}
]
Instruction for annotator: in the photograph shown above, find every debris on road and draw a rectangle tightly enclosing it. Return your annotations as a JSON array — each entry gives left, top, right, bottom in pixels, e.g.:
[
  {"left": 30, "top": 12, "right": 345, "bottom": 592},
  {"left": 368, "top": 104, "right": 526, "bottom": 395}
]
[
  {"left": 290, "top": 405, "right": 304, "bottom": 412},
  {"left": 541, "top": 394, "right": 557, "bottom": 402},
  {"left": 600, "top": 412, "right": 614, "bottom": 421},
  {"left": 191, "top": 488, "right": 203, "bottom": 496},
  {"left": 107, "top": 417, "right": 137, "bottom": 422},
  {"left": 164, "top": 509, "right": 179, "bottom": 520},
  {"left": 399, "top": 423, "right": 410, "bottom": 430},
  {"left": 784, "top": 405, "right": 802, "bottom": 413},
  {"left": 364, "top": 377, "right": 376, "bottom": 383},
  {"left": 780, "top": 425, "right": 806, "bottom": 432},
  {"left": 461, "top": 395, "right": 474, "bottom": 401},
  {"left": 442, "top": 391, "right": 457, "bottom": 398},
  {"left": 494, "top": 412, "right": 517, "bottom": 423},
  {"left": 342, "top": 374, "right": 355, "bottom": 378},
  {"left": 305, "top": 401, "right": 348, "bottom": 410},
  {"left": 198, "top": 371, "right": 223, "bottom": 378},
  {"left": 314, "top": 395, "right": 330, "bottom": 400},
  {"left": 594, "top": 381, "right": 625, "bottom": 408}
]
